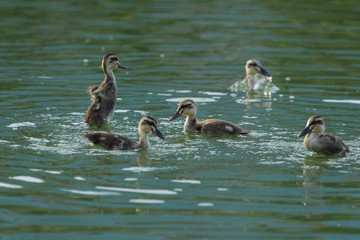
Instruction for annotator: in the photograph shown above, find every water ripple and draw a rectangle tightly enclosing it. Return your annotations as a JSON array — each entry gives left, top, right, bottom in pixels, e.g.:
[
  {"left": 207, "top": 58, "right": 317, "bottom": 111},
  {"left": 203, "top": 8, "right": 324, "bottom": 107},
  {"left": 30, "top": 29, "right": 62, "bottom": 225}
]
[
  {"left": 96, "top": 186, "right": 178, "bottom": 195},
  {"left": 62, "top": 189, "right": 120, "bottom": 196},
  {"left": 0, "top": 182, "right": 23, "bottom": 189},
  {"left": 9, "top": 176, "right": 44, "bottom": 183}
]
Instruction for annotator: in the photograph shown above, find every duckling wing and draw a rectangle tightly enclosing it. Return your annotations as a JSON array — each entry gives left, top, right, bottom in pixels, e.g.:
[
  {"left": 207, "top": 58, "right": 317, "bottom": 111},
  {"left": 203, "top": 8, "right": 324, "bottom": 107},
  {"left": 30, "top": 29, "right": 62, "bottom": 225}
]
[
  {"left": 87, "top": 85, "right": 101, "bottom": 99},
  {"left": 83, "top": 132, "right": 138, "bottom": 150},
  {"left": 318, "top": 134, "right": 350, "bottom": 155},
  {"left": 200, "top": 119, "right": 249, "bottom": 135},
  {"left": 85, "top": 98, "right": 103, "bottom": 125}
]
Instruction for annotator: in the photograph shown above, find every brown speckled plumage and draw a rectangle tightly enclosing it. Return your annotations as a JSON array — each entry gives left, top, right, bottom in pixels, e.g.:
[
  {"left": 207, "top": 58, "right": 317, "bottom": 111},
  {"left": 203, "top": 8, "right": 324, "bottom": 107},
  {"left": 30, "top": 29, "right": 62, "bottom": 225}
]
[
  {"left": 298, "top": 115, "right": 350, "bottom": 156},
  {"left": 85, "top": 53, "right": 126, "bottom": 127},
  {"left": 84, "top": 116, "right": 165, "bottom": 150},
  {"left": 170, "top": 99, "right": 249, "bottom": 135}
]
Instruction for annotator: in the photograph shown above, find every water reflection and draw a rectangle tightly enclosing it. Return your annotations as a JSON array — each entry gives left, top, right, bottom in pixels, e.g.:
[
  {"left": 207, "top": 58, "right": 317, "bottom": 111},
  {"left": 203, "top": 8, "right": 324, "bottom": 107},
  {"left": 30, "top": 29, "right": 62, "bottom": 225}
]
[{"left": 136, "top": 150, "right": 151, "bottom": 166}]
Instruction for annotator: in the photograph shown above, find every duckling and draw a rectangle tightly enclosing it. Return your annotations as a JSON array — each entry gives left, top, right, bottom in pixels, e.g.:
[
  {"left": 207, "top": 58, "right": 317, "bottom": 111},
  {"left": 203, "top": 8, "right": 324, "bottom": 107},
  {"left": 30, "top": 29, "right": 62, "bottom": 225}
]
[
  {"left": 298, "top": 115, "right": 350, "bottom": 156},
  {"left": 85, "top": 53, "right": 126, "bottom": 127},
  {"left": 245, "top": 59, "right": 271, "bottom": 91},
  {"left": 83, "top": 116, "right": 165, "bottom": 150},
  {"left": 230, "top": 59, "right": 272, "bottom": 92},
  {"left": 169, "top": 99, "right": 249, "bottom": 135}
]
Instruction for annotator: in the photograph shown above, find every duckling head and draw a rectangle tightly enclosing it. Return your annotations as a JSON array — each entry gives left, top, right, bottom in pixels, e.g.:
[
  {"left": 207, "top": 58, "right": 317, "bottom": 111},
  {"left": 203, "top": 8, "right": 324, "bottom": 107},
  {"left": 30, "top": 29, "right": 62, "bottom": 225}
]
[
  {"left": 139, "top": 116, "right": 165, "bottom": 140},
  {"left": 169, "top": 99, "right": 197, "bottom": 121},
  {"left": 298, "top": 115, "right": 325, "bottom": 137},
  {"left": 102, "top": 53, "right": 127, "bottom": 74},
  {"left": 245, "top": 59, "right": 271, "bottom": 78}
]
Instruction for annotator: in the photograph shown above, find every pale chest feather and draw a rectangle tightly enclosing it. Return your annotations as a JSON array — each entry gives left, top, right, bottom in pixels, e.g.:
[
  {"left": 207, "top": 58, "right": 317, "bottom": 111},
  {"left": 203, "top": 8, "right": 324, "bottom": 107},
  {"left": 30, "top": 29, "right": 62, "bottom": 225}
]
[
  {"left": 304, "top": 134, "right": 323, "bottom": 152},
  {"left": 184, "top": 118, "right": 198, "bottom": 132}
]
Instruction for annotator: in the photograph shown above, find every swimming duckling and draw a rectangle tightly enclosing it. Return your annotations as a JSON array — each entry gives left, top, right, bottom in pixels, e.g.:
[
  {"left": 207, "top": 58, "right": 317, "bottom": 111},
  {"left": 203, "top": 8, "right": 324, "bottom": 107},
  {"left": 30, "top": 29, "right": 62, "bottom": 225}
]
[
  {"left": 245, "top": 59, "right": 271, "bottom": 91},
  {"left": 230, "top": 59, "right": 273, "bottom": 92},
  {"left": 169, "top": 99, "right": 249, "bottom": 135},
  {"left": 298, "top": 115, "right": 350, "bottom": 156},
  {"left": 83, "top": 116, "right": 165, "bottom": 150},
  {"left": 85, "top": 53, "right": 126, "bottom": 127}
]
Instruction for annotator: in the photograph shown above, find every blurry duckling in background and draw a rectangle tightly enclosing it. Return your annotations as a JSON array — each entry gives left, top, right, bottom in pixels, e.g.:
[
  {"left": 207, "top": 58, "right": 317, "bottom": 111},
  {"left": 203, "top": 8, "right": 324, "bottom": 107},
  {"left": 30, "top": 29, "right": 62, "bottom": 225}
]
[
  {"left": 169, "top": 99, "right": 249, "bottom": 135},
  {"left": 245, "top": 59, "right": 272, "bottom": 91},
  {"left": 230, "top": 59, "right": 275, "bottom": 93},
  {"left": 85, "top": 53, "right": 126, "bottom": 127},
  {"left": 298, "top": 115, "right": 350, "bottom": 156},
  {"left": 84, "top": 116, "right": 164, "bottom": 150}
]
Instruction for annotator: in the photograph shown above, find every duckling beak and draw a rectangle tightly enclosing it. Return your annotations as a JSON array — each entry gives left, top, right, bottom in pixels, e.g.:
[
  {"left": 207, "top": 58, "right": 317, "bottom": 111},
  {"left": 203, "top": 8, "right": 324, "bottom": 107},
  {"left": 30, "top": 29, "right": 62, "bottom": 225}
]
[
  {"left": 117, "top": 62, "right": 127, "bottom": 69},
  {"left": 152, "top": 128, "right": 165, "bottom": 140},
  {"left": 257, "top": 66, "right": 271, "bottom": 77},
  {"left": 298, "top": 126, "right": 310, "bottom": 138},
  {"left": 169, "top": 111, "right": 181, "bottom": 121}
]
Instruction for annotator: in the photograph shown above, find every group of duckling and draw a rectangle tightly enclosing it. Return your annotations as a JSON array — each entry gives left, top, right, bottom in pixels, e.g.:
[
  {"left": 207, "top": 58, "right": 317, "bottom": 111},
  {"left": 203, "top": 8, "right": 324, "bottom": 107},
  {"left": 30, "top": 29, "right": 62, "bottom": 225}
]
[{"left": 83, "top": 53, "right": 350, "bottom": 156}]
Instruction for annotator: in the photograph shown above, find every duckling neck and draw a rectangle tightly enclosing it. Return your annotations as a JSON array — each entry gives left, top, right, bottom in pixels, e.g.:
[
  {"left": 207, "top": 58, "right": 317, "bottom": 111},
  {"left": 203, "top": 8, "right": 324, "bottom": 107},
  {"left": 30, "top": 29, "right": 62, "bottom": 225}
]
[
  {"left": 103, "top": 70, "right": 117, "bottom": 86},
  {"left": 138, "top": 132, "right": 150, "bottom": 149},
  {"left": 184, "top": 115, "right": 199, "bottom": 132}
]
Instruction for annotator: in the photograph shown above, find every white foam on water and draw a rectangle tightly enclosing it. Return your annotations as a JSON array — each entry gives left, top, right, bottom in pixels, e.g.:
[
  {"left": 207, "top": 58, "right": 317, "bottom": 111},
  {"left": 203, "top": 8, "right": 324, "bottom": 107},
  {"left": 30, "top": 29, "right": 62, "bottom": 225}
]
[
  {"left": 70, "top": 112, "right": 83, "bottom": 115},
  {"left": 45, "top": 170, "right": 62, "bottom": 174},
  {"left": 134, "top": 110, "right": 148, "bottom": 115},
  {"left": 199, "top": 91, "right": 227, "bottom": 96},
  {"left": 114, "top": 109, "right": 130, "bottom": 113},
  {"left": 7, "top": 122, "right": 36, "bottom": 128},
  {"left": 124, "top": 178, "right": 138, "bottom": 181},
  {"left": 0, "top": 182, "right": 23, "bottom": 189},
  {"left": 217, "top": 188, "right": 229, "bottom": 191},
  {"left": 323, "top": 99, "right": 360, "bottom": 104},
  {"left": 236, "top": 99, "right": 261, "bottom": 104},
  {"left": 9, "top": 176, "right": 44, "bottom": 183},
  {"left": 166, "top": 89, "right": 192, "bottom": 93},
  {"left": 30, "top": 169, "right": 63, "bottom": 175},
  {"left": 96, "top": 186, "right": 178, "bottom": 195},
  {"left": 129, "top": 199, "right": 165, "bottom": 204},
  {"left": 197, "top": 202, "right": 214, "bottom": 207},
  {"left": 171, "top": 179, "right": 201, "bottom": 184},
  {"left": 62, "top": 189, "right": 120, "bottom": 196},
  {"left": 122, "top": 167, "right": 158, "bottom": 173},
  {"left": 176, "top": 90, "right": 192, "bottom": 93},
  {"left": 166, "top": 97, "right": 216, "bottom": 103},
  {"left": 74, "top": 176, "right": 86, "bottom": 181}
]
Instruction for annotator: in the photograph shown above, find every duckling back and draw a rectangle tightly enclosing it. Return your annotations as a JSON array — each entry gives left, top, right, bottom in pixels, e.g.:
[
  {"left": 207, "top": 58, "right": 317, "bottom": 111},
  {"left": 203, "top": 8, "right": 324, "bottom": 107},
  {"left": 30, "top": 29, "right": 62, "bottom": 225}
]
[
  {"left": 83, "top": 132, "right": 137, "bottom": 150},
  {"left": 305, "top": 133, "right": 350, "bottom": 156},
  {"left": 85, "top": 83, "right": 117, "bottom": 126},
  {"left": 200, "top": 119, "right": 250, "bottom": 135}
]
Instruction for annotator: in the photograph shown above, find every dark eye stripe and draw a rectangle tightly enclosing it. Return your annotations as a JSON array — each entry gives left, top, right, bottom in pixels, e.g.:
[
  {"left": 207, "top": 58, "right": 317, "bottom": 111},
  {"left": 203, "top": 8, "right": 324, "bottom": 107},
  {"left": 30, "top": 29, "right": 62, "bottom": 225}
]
[
  {"left": 311, "top": 120, "right": 323, "bottom": 125},
  {"left": 143, "top": 120, "right": 156, "bottom": 127},
  {"left": 181, "top": 104, "right": 193, "bottom": 109}
]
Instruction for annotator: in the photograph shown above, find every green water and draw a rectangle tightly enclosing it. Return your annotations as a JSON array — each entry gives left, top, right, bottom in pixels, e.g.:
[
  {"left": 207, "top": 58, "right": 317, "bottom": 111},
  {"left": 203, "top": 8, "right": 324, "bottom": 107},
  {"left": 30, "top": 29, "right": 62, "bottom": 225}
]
[{"left": 1, "top": 0, "right": 360, "bottom": 239}]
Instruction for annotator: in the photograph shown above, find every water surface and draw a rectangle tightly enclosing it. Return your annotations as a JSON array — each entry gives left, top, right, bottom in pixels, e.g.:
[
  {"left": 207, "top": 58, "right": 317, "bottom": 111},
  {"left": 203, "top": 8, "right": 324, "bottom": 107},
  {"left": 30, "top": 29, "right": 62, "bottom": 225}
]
[{"left": 1, "top": 0, "right": 360, "bottom": 239}]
